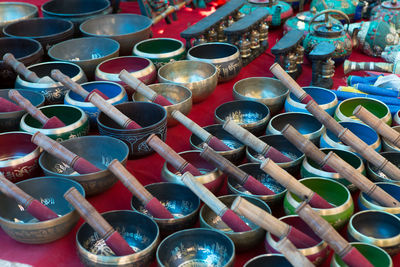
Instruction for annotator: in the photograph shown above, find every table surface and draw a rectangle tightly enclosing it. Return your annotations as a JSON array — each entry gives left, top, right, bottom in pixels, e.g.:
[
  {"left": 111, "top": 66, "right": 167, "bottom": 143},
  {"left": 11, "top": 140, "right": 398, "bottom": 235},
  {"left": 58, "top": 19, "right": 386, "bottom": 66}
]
[{"left": 1, "top": 0, "right": 399, "bottom": 266}]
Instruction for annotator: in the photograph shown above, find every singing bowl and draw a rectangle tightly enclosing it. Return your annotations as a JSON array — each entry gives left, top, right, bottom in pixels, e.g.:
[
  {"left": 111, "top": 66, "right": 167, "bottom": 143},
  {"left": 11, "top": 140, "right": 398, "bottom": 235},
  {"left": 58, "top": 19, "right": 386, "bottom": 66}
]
[
  {"left": 158, "top": 60, "right": 218, "bottom": 103},
  {"left": 284, "top": 177, "right": 354, "bottom": 230},
  {"left": 0, "top": 132, "right": 41, "bottom": 183},
  {"left": 285, "top": 86, "right": 338, "bottom": 116},
  {"left": 232, "top": 77, "right": 289, "bottom": 115},
  {"left": 47, "top": 37, "right": 120, "bottom": 79},
  {"left": 187, "top": 42, "right": 242, "bottom": 82},
  {"left": 156, "top": 228, "right": 235, "bottom": 267},
  {"left": 382, "top": 126, "right": 400, "bottom": 152},
  {"left": 133, "top": 83, "right": 192, "bottom": 127},
  {"left": 77, "top": 210, "right": 159, "bottom": 267},
  {"left": 244, "top": 254, "right": 294, "bottom": 267},
  {"left": 394, "top": 110, "right": 400, "bottom": 126},
  {"left": 189, "top": 124, "right": 245, "bottom": 164},
  {"left": 95, "top": 56, "right": 156, "bottom": 96},
  {"left": 348, "top": 210, "right": 400, "bottom": 255},
  {"left": 0, "top": 176, "right": 85, "bottom": 244},
  {"left": 335, "top": 97, "right": 392, "bottom": 125},
  {"left": 97, "top": 102, "right": 167, "bottom": 158},
  {"left": 265, "top": 215, "right": 329, "bottom": 266},
  {"left": 0, "top": 37, "right": 43, "bottom": 89},
  {"left": 200, "top": 195, "right": 271, "bottom": 252},
  {"left": 15, "top": 61, "right": 87, "bottom": 104},
  {"left": 131, "top": 182, "right": 200, "bottom": 236},
  {"left": 80, "top": 14, "right": 152, "bottom": 56},
  {"left": 215, "top": 100, "right": 271, "bottom": 136},
  {"left": 367, "top": 151, "right": 400, "bottom": 184},
  {"left": 161, "top": 150, "right": 224, "bottom": 194},
  {"left": 0, "top": 89, "right": 45, "bottom": 132},
  {"left": 0, "top": 2, "right": 38, "bottom": 34},
  {"left": 266, "top": 112, "right": 324, "bottom": 144}
]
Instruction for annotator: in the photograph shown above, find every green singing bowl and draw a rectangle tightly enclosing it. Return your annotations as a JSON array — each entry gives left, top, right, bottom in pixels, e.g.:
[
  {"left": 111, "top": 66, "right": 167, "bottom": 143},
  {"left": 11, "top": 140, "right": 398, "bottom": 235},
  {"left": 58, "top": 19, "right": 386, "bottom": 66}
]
[
  {"left": 284, "top": 177, "right": 354, "bottom": 230},
  {"left": 200, "top": 195, "right": 271, "bottom": 252},
  {"left": 301, "top": 148, "right": 365, "bottom": 192},
  {"left": 334, "top": 97, "right": 392, "bottom": 125},
  {"left": 20, "top": 104, "right": 89, "bottom": 142},
  {"left": 382, "top": 126, "right": 400, "bottom": 152},
  {"left": 367, "top": 151, "right": 400, "bottom": 185}
]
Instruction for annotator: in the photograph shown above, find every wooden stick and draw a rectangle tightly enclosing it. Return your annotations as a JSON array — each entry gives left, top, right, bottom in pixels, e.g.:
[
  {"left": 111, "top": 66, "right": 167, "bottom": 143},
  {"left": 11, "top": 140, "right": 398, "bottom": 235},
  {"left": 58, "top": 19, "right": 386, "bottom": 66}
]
[
  {"left": 51, "top": 69, "right": 89, "bottom": 98},
  {"left": 276, "top": 237, "right": 315, "bottom": 267},
  {"left": 172, "top": 110, "right": 212, "bottom": 142},
  {"left": 119, "top": 70, "right": 158, "bottom": 101}
]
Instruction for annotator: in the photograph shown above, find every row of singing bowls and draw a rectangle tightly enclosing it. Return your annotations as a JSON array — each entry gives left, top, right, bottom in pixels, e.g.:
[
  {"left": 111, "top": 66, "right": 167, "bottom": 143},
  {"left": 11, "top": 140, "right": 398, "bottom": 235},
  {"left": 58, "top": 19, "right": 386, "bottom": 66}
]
[
  {"left": 368, "top": 152, "right": 400, "bottom": 184},
  {"left": 0, "top": 2, "right": 38, "bottom": 35}
]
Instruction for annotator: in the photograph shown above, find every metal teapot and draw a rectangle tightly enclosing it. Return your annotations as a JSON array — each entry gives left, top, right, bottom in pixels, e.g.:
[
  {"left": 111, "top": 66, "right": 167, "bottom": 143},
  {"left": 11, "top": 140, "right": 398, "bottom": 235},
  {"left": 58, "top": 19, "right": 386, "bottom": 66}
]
[
  {"left": 371, "top": 0, "right": 400, "bottom": 32},
  {"left": 310, "top": 0, "right": 358, "bottom": 20}
]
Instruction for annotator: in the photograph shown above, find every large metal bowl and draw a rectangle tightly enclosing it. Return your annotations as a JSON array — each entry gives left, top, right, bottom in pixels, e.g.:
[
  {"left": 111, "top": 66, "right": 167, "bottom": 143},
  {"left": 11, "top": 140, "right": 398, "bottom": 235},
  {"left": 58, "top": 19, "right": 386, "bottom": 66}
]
[
  {"left": 0, "top": 2, "right": 38, "bottom": 35},
  {"left": 367, "top": 151, "right": 400, "bottom": 185}
]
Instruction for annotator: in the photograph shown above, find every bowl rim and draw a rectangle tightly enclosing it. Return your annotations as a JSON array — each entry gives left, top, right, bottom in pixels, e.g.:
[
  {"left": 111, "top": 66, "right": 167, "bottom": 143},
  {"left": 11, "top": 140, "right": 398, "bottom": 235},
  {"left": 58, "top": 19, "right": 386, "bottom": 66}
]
[
  {"left": 0, "top": 37, "right": 43, "bottom": 63},
  {"left": 133, "top": 37, "right": 185, "bottom": 59},
  {"left": 187, "top": 42, "right": 240, "bottom": 64},
  {"left": 359, "top": 182, "right": 400, "bottom": 213},
  {"left": 286, "top": 86, "right": 338, "bottom": 110},
  {"left": 243, "top": 254, "right": 288, "bottom": 266},
  {"left": 0, "top": 89, "right": 45, "bottom": 115},
  {"left": 233, "top": 77, "right": 290, "bottom": 101},
  {"left": 0, "top": 131, "right": 40, "bottom": 167},
  {"left": 41, "top": 0, "right": 111, "bottom": 17},
  {"left": 0, "top": 2, "right": 38, "bottom": 27}
]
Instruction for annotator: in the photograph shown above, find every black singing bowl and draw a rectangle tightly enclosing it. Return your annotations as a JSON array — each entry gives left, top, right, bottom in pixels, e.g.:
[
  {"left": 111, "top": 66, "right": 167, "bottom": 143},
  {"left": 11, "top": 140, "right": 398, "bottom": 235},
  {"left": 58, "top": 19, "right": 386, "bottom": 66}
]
[
  {"left": 367, "top": 151, "right": 400, "bottom": 184},
  {"left": 244, "top": 254, "right": 294, "bottom": 267}
]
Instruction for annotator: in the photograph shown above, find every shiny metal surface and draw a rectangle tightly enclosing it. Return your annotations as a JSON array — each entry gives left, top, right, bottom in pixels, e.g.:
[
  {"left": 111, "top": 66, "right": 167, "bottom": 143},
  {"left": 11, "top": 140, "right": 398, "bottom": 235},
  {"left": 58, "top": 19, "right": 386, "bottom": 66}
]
[
  {"left": 0, "top": 2, "right": 38, "bottom": 33},
  {"left": 368, "top": 152, "right": 400, "bottom": 185}
]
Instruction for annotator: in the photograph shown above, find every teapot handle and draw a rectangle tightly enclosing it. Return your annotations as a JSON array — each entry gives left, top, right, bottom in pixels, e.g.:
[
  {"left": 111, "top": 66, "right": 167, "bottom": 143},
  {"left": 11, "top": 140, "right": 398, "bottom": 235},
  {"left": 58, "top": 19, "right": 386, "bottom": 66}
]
[{"left": 308, "top": 9, "right": 350, "bottom": 33}]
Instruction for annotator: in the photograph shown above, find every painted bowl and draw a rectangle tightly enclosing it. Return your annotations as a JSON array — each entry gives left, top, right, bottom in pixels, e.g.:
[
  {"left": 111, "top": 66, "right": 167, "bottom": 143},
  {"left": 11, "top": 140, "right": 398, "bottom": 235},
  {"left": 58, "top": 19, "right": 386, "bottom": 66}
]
[
  {"left": 382, "top": 126, "right": 400, "bottom": 152},
  {"left": 0, "top": 132, "right": 41, "bottom": 183},
  {"left": 131, "top": 182, "right": 200, "bottom": 236},
  {"left": 284, "top": 177, "right": 354, "bottom": 230},
  {"left": 189, "top": 124, "right": 245, "bottom": 164},
  {"left": 266, "top": 112, "right": 324, "bottom": 145},
  {"left": 20, "top": 104, "right": 89, "bottom": 142},
  {"left": 394, "top": 110, "right": 400, "bottom": 126},
  {"left": 233, "top": 77, "right": 289, "bottom": 115},
  {"left": 15, "top": 61, "right": 87, "bottom": 104},
  {"left": 47, "top": 37, "right": 120, "bottom": 79},
  {"left": 215, "top": 100, "right": 271, "bottom": 136},
  {"left": 133, "top": 38, "right": 186, "bottom": 69},
  {"left": 77, "top": 210, "right": 159, "bottom": 267},
  {"left": 0, "top": 2, "right": 38, "bottom": 34},
  {"left": 0, "top": 176, "right": 85, "bottom": 244},
  {"left": 97, "top": 102, "right": 167, "bottom": 158},
  {"left": 156, "top": 228, "right": 235, "bottom": 267},
  {"left": 367, "top": 151, "right": 400, "bottom": 184},
  {"left": 187, "top": 42, "right": 242, "bottom": 82},
  {"left": 0, "top": 89, "right": 45, "bottom": 132},
  {"left": 161, "top": 150, "right": 224, "bottom": 194},
  {"left": 158, "top": 60, "right": 218, "bottom": 103},
  {"left": 285, "top": 86, "right": 338, "bottom": 116},
  {"left": 39, "top": 135, "right": 129, "bottom": 196},
  {"left": 348, "top": 210, "right": 400, "bottom": 255},
  {"left": 244, "top": 254, "right": 294, "bottom": 267},
  {"left": 200, "top": 195, "right": 271, "bottom": 252},
  {"left": 133, "top": 83, "right": 192, "bottom": 126},
  {"left": 80, "top": 14, "right": 152, "bottom": 55}
]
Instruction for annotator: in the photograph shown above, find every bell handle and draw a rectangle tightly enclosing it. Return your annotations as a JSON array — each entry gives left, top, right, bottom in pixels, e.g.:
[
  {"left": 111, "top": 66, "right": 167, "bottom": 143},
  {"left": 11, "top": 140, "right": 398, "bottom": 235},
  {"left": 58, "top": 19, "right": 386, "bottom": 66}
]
[{"left": 309, "top": 9, "right": 350, "bottom": 32}]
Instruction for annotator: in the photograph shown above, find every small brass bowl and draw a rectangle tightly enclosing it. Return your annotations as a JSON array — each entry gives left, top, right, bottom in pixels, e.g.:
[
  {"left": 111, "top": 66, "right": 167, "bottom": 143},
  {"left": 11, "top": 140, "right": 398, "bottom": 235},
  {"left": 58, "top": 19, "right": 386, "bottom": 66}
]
[
  {"left": 367, "top": 151, "right": 400, "bottom": 185},
  {"left": 39, "top": 135, "right": 129, "bottom": 196},
  {"left": 215, "top": 100, "right": 271, "bottom": 136},
  {"left": 189, "top": 124, "right": 245, "bottom": 164},
  {"left": 156, "top": 228, "right": 235, "bottom": 267},
  {"left": 200, "top": 195, "right": 271, "bottom": 252},
  {"left": 131, "top": 182, "right": 200, "bottom": 236},
  {"left": 158, "top": 60, "right": 218, "bottom": 103},
  {"left": 0, "top": 2, "right": 38, "bottom": 34},
  {"left": 77, "top": 210, "right": 159, "bottom": 267},
  {"left": 244, "top": 254, "right": 293, "bottom": 267},
  {"left": 133, "top": 83, "right": 192, "bottom": 127},
  {"left": 161, "top": 150, "right": 224, "bottom": 194},
  {"left": 382, "top": 126, "right": 400, "bottom": 152},
  {"left": 0, "top": 176, "right": 85, "bottom": 244},
  {"left": 348, "top": 210, "right": 400, "bottom": 255},
  {"left": 233, "top": 77, "right": 289, "bottom": 115}
]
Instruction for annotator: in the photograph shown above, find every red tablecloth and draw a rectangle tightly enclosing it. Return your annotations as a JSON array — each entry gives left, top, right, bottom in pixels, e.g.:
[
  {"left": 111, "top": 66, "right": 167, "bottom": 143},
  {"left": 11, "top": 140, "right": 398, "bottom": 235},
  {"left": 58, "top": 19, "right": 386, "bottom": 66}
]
[{"left": 1, "top": 1, "right": 399, "bottom": 266}]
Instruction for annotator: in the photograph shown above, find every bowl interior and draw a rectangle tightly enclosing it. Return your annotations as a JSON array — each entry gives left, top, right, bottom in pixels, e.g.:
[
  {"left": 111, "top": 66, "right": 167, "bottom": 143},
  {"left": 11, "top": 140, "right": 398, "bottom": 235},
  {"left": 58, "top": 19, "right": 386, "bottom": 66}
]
[
  {"left": 270, "top": 112, "right": 322, "bottom": 134},
  {"left": 4, "top": 18, "right": 72, "bottom": 37},
  {"left": 308, "top": 148, "right": 362, "bottom": 171},
  {"left": 326, "top": 122, "right": 378, "bottom": 146},
  {"left": 0, "top": 38, "right": 41, "bottom": 60},
  {"left": 215, "top": 101, "right": 270, "bottom": 125},
  {"left": 245, "top": 255, "right": 292, "bottom": 267},
  {"left": 362, "top": 183, "right": 400, "bottom": 206},
  {"left": 69, "top": 82, "right": 123, "bottom": 102},
  {"left": 0, "top": 3, "right": 37, "bottom": 23},
  {"left": 159, "top": 61, "right": 216, "bottom": 83},
  {"left": 369, "top": 152, "right": 400, "bottom": 181},
  {"left": 0, "top": 90, "right": 44, "bottom": 112},
  {"left": 135, "top": 83, "right": 191, "bottom": 104},
  {"left": 23, "top": 105, "right": 82, "bottom": 128},
  {"left": 0, "top": 132, "right": 37, "bottom": 161},
  {"left": 98, "top": 57, "right": 151, "bottom": 74},
  {"left": 42, "top": 0, "right": 109, "bottom": 15},
  {"left": 165, "top": 151, "right": 217, "bottom": 175},
  {"left": 136, "top": 38, "right": 182, "bottom": 54},
  {"left": 25, "top": 62, "right": 80, "bottom": 82},
  {"left": 289, "top": 87, "right": 336, "bottom": 105},
  {"left": 234, "top": 77, "right": 289, "bottom": 100},
  {"left": 351, "top": 211, "right": 400, "bottom": 239},
  {"left": 333, "top": 243, "right": 391, "bottom": 267},
  {"left": 339, "top": 98, "right": 388, "bottom": 119},
  {"left": 190, "top": 124, "right": 243, "bottom": 151},
  {"left": 189, "top": 43, "right": 237, "bottom": 59}
]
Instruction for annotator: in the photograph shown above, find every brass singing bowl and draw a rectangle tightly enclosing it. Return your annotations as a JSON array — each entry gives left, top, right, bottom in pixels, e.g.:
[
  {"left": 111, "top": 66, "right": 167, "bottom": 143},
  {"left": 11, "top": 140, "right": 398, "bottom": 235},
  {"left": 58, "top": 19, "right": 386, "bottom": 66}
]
[
  {"left": 244, "top": 254, "right": 293, "bottom": 267},
  {"left": 77, "top": 210, "right": 159, "bottom": 267},
  {"left": 367, "top": 151, "right": 400, "bottom": 185},
  {"left": 0, "top": 2, "right": 38, "bottom": 34},
  {"left": 158, "top": 60, "right": 218, "bottom": 103},
  {"left": 382, "top": 126, "right": 400, "bottom": 152},
  {"left": 0, "top": 176, "right": 85, "bottom": 244}
]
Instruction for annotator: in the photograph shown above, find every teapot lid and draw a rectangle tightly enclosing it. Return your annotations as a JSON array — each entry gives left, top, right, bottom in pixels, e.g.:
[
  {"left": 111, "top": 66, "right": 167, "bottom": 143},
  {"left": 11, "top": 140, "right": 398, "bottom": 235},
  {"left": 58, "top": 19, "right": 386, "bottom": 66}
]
[
  {"left": 382, "top": 0, "right": 400, "bottom": 9},
  {"left": 313, "top": 22, "right": 344, "bottom": 37}
]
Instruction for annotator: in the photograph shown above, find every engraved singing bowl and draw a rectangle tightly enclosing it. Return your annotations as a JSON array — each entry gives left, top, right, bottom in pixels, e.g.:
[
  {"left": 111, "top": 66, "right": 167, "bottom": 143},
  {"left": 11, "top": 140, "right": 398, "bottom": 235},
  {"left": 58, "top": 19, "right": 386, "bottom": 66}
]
[
  {"left": 284, "top": 177, "right": 354, "bottom": 230},
  {"left": 20, "top": 104, "right": 89, "bottom": 142},
  {"left": 39, "top": 135, "right": 129, "bottom": 196},
  {"left": 161, "top": 150, "right": 224, "bottom": 193},
  {"left": 77, "top": 210, "right": 159, "bottom": 267},
  {"left": 0, "top": 89, "right": 45, "bottom": 132},
  {"left": 15, "top": 61, "right": 87, "bottom": 104},
  {"left": 200, "top": 195, "right": 271, "bottom": 252},
  {"left": 335, "top": 97, "right": 392, "bottom": 125},
  {"left": 158, "top": 60, "right": 218, "bottom": 103},
  {"left": 348, "top": 210, "right": 400, "bottom": 255},
  {"left": 0, "top": 176, "right": 85, "bottom": 244},
  {"left": 97, "top": 102, "right": 167, "bottom": 158},
  {"left": 80, "top": 14, "right": 152, "bottom": 56},
  {"left": 367, "top": 151, "right": 400, "bottom": 185},
  {"left": 215, "top": 100, "right": 271, "bottom": 136},
  {"left": 187, "top": 42, "right": 242, "bottom": 82},
  {"left": 156, "top": 228, "right": 235, "bottom": 267},
  {"left": 0, "top": 2, "right": 38, "bottom": 35},
  {"left": 265, "top": 215, "right": 329, "bottom": 266},
  {"left": 133, "top": 83, "right": 192, "bottom": 127},
  {"left": 244, "top": 254, "right": 293, "bottom": 267},
  {"left": 232, "top": 77, "right": 289, "bottom": 115},
  {"left": 0, "top": 132, "right": 41, "bottom": 183},
  {"left": 131, "top": 182, "right": 200, "bottom": 236},
  {"left": 47, "top": 37, "right": 120, "bottom": 79},
  {"left": 382, "top": 126, "right": 400, "bottom": 152},
  {"left": 266, "top": 112, "right": 324, "bottom": 145},
  {"left": 189, "top": 124, "right": 245, "bottom": 164},
  {"left": 285, "top": 86, "right": 338, "bottom": 116}
]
